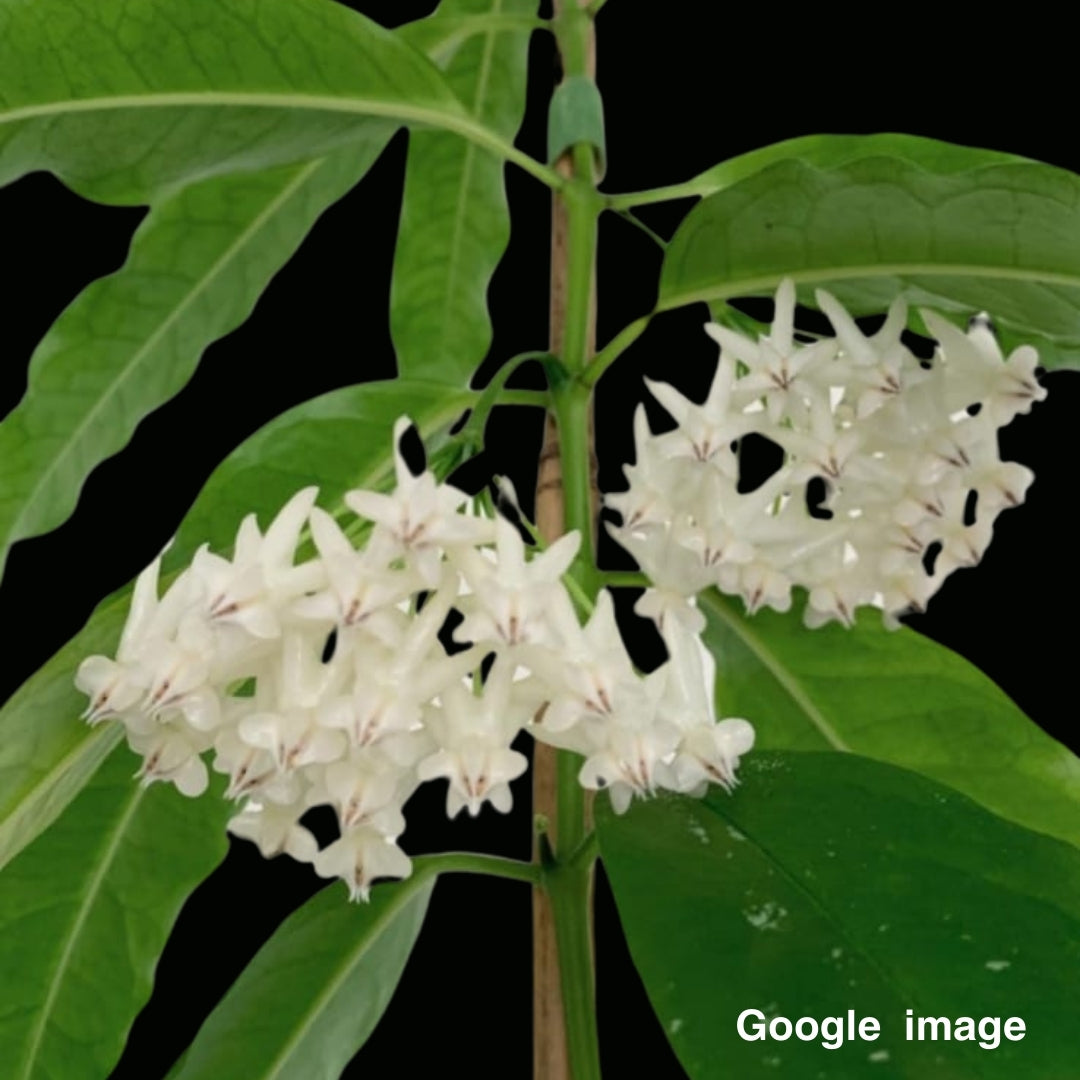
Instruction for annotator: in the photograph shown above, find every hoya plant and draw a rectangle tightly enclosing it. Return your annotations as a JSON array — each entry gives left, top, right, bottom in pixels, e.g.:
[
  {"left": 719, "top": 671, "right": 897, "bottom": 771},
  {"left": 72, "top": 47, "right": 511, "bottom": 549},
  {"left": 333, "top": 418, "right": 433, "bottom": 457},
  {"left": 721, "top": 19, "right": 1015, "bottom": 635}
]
[{"left": 1, "top": 2, "right": 1079, "bottom": 1078}]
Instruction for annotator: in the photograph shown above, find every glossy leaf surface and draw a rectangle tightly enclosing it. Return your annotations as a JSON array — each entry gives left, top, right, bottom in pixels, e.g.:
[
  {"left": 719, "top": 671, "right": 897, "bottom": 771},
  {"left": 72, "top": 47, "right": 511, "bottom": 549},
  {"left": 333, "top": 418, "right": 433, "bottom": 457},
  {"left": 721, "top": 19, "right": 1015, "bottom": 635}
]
[
  {"left": 660, "top": 143, "right": 1080, "bottom": 367},
  {"left": 599, "top": 751, "right": 1080, "bottom": 1079},
  {"left": 701, "top": 590, "right": 1080, "bottom": 850}
]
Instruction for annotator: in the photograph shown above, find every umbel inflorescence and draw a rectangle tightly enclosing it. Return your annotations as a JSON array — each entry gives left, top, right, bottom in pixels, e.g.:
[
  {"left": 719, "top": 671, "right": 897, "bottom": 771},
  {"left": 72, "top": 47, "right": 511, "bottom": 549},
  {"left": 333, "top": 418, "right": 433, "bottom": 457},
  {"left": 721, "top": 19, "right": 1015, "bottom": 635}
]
[
  {"left": 74, "top": 285, "right": 1045, "bottom": 901},
  {"left": 76, "top": 420, "right": 752, "bottom": 901},
  {"left": 608, "top": 280, "right": 1046, "bottom": 632}
]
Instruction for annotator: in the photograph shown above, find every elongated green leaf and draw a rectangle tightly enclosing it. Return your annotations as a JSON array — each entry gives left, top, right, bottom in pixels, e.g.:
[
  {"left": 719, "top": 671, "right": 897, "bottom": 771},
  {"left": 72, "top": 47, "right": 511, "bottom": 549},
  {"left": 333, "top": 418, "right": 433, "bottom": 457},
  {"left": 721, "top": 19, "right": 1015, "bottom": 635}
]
[
  {"left": 171, "top": 873, "right": 435, "bottom": 1080},
  {"left": 0, "top": 746, "right": 228, "bottom": 1080},
  {"left": 599, "top": 752, "right": 1080, "bottom": 1079},
  {"left": 0, "top": 610, "right": 126, "bottom": 877},
  {"left": 391, "top": 0, "right": 534, "bottom": 384},
  {"left": 0, "top": 139, "right": 391, "bottom": 583},
  {"left": 0, "top": 0, "right": 479, "bottom": 204},
  {"left": 0, "top": 380, "right": 473, "bottom": 870},
  {"left": 701, "top": 590, "right": 1080, "bottom": 849},
  {"left": 659, "top": 146, "right": 1080, "bottom": 368}
]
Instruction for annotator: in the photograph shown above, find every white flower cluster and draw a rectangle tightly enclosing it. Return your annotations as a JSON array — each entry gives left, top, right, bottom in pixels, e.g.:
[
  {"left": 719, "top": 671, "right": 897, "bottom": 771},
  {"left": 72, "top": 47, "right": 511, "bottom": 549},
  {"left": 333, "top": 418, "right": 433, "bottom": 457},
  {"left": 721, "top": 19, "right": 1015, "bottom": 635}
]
[
  {"left": 76, "top": 419, "right": 753, "bottom": 901},
  {"left": 608, "top": 280, "right": 1046, "bottom": 630}
]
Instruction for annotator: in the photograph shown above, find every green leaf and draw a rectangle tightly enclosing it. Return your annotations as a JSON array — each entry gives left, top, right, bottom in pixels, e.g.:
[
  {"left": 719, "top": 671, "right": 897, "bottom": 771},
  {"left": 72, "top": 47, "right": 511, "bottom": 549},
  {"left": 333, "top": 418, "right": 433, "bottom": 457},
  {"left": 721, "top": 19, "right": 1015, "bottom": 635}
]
[
  {"left": 164, "top": 380, "right": 472, "bottom": 564},
  {"left": 598, "top": 751, "right": 1080, "bottom": 1079},
  {"left": 0, "top": 609, "right": 127, "bottom": 876},
  {"left": 677, "top": 133, "right": 1030, "bottom": 201},
  {"left": 171, "top": 872, "right": 435, "bottom": 1080},
  {"left": 701, "top": 590, "right": 1080, "bottom": 850},
  {"left": 398, "top": 10, "right": 544, "bottom": 61},
  {"left": 0, "top": 139, "right": 391, "bottom": 583},
  {"left": 391, "top": 0, "right": 535, "bottom": 385},
  {"left": 0, "top": 0, "right": 487, "bottom": 205},
  {"left": 0, "top": 380, "right": 473, "bottom": 870},
  {"left": 659, "top": 142, "right": 1080, "bottom": 368},
  {"left": 0, "top": 746, "right": 228, "bottom": 1080}
]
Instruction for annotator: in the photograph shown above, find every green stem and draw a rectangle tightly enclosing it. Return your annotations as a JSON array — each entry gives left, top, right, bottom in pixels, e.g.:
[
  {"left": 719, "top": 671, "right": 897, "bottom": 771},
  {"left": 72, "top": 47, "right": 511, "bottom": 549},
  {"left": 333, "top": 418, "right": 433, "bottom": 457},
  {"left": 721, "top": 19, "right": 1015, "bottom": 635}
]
[
  {"left": 546, "top": 859, "right": 602, "bottom": 1080},
  {"left": 498, "top": 389, "right": 549, "bottom": 408},
  {"left": 598, "top": 570, "right": 650, "bottom": 588},
  {"left": 604, "top": 134, "right": 850, "bottom": 210},
  {"left": 549, "top": 378, "right": 593, "bottom": 879},
  {"left": 541, "top": 8, "right": 604, "bottom": 1079},
  {"left": 553, "top": 5, "right": 594, "bottom": 89},
  {"left": 459, "top": 353, "right": 549, "bottom": 454},
  {"left": 475, "top": 132, "right": 564, "bottom": 192},
  {"left": 604, "top": 176, "right": 716, "bottom": 210},
  {"left": 561, "top": 570, "right": 595, "bottom": 621},
  {"left": 556, "top": 750, "right": 587, "bottom": 858},
  {"left": 583, "top": 314, "right": 650, "bottom": 388},
  {"left": 548, "top": 270, "right": 599, "bottom": 1080},
  {"left": 553, "top": 379, "right": 598, "bottom": 597},
  {"left": 610, "top": 207, "right": 668, "bottom": 250},
  {"left": 413, "top": 851, "right": 542, "bottom": 886},
  {"left": 567, "top": 829, "right": 599, "bottom": 871},
  {"left": 561, "top": 178, "right": 601, "bottom": 375}
]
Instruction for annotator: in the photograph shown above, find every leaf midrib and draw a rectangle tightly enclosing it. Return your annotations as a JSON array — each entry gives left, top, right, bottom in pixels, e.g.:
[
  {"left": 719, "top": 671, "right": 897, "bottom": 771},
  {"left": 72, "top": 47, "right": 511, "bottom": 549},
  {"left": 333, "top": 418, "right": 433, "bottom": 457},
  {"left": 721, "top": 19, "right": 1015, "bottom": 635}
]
[
  {"left": 258, "top": 876, "right": 434, "bottom": 1080},
  {"left": 0, "top": 90, "right": 510, "bottom": 163},
  {"left": 18, "top": 783, "right": 147, "bottom": 1079},
  {"left": 0, "top": 723, "right": 121, "bottom": 872},
  {"left": 699, "top": 795, "right": 921, "bottom": 1011}
]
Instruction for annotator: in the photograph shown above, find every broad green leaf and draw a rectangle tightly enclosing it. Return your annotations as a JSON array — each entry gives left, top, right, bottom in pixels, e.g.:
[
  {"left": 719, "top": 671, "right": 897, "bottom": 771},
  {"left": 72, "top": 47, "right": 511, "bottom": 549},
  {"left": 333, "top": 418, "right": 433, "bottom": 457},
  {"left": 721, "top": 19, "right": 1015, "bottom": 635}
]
[
  {"left": 391, "top": 0, "right": 535, "bottom": 384},
  {"left": 659, "top": 146, "right": 1080, "bottom": 368},
  {"left": 701, "top": 590, "right": 1080, "bottom": 850},
  {"left": 0, "top": 380, "right": 473, "bottom": 870},
  {"left": 171, "top": 872, "right": 436, "bottom": 1080},
  {"left": 0, "top": 0, "right": 483, "bottom": 205},
  {"left": 599, "top": 751, "right": 1080, "bottom": 1079},
  {"left": 0, "top": 139, "right": 391, "bottom": 583},
  {"left": 0, "top": 746, "right": 228, "bottom": 1080}
]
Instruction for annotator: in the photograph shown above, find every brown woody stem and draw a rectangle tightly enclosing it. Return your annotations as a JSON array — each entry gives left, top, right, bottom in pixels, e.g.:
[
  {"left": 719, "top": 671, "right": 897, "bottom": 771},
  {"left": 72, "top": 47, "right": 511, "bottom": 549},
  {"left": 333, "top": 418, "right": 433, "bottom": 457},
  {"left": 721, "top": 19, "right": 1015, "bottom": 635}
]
[{"left": 533, "top": 4, "right": 602, "bottom": 1080}]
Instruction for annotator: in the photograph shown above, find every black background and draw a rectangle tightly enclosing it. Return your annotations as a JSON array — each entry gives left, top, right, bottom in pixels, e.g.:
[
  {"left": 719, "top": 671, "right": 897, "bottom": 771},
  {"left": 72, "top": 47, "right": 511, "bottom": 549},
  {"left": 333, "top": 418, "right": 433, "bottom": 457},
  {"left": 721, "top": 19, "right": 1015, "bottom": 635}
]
[{"left": 1, "top": 2, "right": 1078, "bottom": 1077}]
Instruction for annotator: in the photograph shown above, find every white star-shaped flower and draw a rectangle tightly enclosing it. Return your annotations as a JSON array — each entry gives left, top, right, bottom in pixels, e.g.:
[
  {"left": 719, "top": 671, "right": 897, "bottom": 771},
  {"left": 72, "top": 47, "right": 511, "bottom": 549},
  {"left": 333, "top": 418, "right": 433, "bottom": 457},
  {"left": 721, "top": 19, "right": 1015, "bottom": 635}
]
[
  {"left": 293, "top": 508, "right": 419, "bottom": 640},
  {"left": 345, "top": 417, "right": 494, "bottom": 584},
  {"left": 190, "top": 486, "right": 323, "bottom": 640},
  {"left": 228, "top": 796, "right": 318, "bottom": 863},
  {"left": 454, "top": 518, "right": 581, "bottom": 650},
  {"left": 314, "top": 827, "right": 413, "bottom": 903},
  {"left": 417, "top": 663, "right": 530, "bottom": 818}
]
